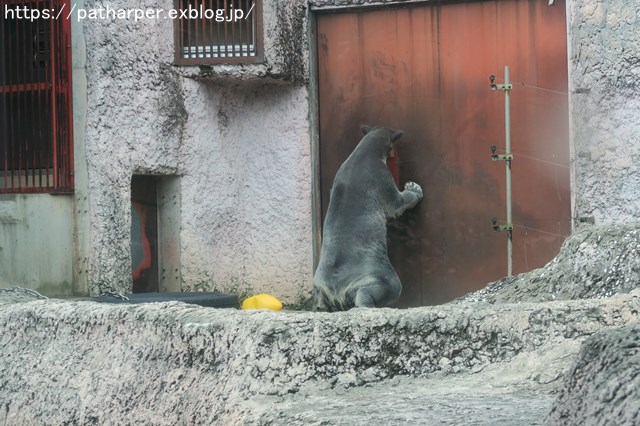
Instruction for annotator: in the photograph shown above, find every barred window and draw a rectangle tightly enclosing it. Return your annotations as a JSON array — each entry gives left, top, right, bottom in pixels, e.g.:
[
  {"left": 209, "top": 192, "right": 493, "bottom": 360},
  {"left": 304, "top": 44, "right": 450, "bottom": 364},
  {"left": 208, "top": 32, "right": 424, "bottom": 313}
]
[
  {"left": 0, "top": 0, "right": 74, "bottom": 194},
  {"left": 174, "top": 0, "right": 263, "bottom": 65}
]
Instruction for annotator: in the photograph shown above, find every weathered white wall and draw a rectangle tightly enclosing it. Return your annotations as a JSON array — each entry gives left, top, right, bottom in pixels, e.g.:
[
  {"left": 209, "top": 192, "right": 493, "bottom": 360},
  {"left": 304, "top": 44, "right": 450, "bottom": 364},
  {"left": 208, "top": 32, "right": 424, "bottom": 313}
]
[
  {"left": 178, "top": 80, "right": 312, "bottom": 301},
  {"left": 79, "top": 0, "right": 313, "bottom": 303},
  {"left": 0, "top": 195, "right": 74, "bottom": 295},
  {"left": 0, "top": 0, "right": 88, "bottom": 296},
  {"left": 568, "top": 1, "right": 640, "bottom": 225},
  {"left": 81, "top": 0, "right": 182, "bottom": 296}
]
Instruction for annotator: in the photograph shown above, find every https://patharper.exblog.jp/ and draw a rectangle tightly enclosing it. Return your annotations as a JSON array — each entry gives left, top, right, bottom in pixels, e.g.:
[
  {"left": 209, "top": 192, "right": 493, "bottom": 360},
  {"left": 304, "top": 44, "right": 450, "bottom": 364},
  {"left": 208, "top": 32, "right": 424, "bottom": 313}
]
[{"left": 3, "top": 2, "right": 255, "bottom": 23}]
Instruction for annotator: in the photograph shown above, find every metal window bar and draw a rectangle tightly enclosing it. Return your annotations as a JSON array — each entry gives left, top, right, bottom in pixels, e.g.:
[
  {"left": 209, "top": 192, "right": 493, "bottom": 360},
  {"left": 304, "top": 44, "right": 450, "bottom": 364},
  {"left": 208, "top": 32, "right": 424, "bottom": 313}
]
[
  {"left": 174, "top": 0, "right": 263, "bottom": 65},
  {"left": 0, "top": 0, "right": 74, "bottom": 194}
]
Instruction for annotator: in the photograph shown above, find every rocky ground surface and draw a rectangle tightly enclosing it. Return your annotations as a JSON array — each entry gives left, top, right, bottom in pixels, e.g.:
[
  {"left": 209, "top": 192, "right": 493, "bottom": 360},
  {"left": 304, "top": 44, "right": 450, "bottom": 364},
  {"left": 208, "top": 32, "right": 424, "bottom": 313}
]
[
  {"left": 243, "top": 373, "right": 556, "bottom": 425},
  {"left": 237, "top": 341, "right": 574, "bottom": 425},
  {"left": 545, "top": 323, "right": 640, "bottom": 426},
  {"left": 1, "top": 223, "right": 639, "bottom": 425}
]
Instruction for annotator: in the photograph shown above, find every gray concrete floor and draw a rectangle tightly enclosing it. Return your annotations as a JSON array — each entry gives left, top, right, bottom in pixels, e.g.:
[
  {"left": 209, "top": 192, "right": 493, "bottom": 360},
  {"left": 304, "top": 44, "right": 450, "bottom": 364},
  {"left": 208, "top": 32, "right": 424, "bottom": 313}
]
[{"left": 246, "top": 374, "right": 555, "bottom": 425}]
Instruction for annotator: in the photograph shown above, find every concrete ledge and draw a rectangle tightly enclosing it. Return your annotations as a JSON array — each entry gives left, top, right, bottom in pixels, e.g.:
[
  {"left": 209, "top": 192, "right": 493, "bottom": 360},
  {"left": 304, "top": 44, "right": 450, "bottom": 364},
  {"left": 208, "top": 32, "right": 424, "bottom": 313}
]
[{"left": 1, "top": 291, "right": 639, "bottom": 424}]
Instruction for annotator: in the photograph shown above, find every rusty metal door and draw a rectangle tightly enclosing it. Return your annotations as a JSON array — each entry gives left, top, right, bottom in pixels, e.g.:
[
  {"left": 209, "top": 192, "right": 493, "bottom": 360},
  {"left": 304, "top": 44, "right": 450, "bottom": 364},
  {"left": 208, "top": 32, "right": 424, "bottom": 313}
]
[{"left": 316, "top": 0, "right": 570, "bottom": 306}]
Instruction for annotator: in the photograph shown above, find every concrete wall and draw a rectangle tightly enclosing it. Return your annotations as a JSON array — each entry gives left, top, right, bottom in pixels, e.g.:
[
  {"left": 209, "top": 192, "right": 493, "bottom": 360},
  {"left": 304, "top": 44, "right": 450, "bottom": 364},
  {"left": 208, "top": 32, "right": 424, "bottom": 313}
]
[
  {"left": 78, "top": 0, "right": 313, "bottom": 303},
  {"left": 0, "top": 195, "right": 74, "bottom": 295},
  {"left": 71, "top": 0, "right": 91, "bottom": 296},
  {"left": 568, "top": 0, "right": 640, "bottom": 225},
  {"left": 0, "top": 0, "right": 88, "bottom": 296}
]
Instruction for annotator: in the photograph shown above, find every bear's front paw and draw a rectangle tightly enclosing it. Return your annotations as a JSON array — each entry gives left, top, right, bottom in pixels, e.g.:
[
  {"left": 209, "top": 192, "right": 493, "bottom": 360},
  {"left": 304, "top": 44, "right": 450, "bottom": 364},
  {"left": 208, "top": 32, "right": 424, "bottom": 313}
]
[{"left": 404, "top": 181, "right": 423, "bottom": 199}]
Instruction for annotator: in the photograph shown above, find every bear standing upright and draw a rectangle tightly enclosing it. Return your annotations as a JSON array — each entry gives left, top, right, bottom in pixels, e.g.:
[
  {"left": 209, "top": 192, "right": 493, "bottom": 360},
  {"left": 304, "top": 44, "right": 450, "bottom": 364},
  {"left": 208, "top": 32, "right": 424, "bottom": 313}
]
[{"left": 313, "top": 125, "right": 423, "bottom": 311}]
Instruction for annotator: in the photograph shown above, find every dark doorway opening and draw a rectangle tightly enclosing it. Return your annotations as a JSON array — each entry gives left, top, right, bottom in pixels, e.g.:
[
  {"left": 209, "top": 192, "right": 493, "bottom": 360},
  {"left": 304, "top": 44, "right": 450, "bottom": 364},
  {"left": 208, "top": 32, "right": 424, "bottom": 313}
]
[{"left": 131, "top": 175, "right": 159, "bottom": 293}]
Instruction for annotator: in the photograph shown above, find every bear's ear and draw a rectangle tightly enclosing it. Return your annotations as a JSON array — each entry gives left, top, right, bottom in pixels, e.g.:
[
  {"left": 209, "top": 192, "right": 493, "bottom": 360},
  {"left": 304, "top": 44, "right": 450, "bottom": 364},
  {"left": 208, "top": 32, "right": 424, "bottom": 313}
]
[
  {"left": 361, "top": 124, "right": 371, "bottom": 135},
  {"left": 391, "top": 130, "right": 404, "bottom": 142}
]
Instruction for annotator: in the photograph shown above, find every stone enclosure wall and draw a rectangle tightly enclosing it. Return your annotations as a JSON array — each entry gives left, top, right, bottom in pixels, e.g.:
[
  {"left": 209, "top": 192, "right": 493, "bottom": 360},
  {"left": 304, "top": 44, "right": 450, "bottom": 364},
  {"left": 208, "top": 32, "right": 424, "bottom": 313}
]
[
  {"left": 1, "top": 287, "right": 639, "bottom": 424},
  {"left": 2, "top": 221, "right": 640, "bottom": 424}
]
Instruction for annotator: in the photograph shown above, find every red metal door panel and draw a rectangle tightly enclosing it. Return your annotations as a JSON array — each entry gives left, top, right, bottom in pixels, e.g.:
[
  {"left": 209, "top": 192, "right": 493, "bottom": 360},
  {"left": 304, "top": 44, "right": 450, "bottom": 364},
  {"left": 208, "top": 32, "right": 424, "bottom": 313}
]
[{"left": 317, "top": 0, "right": 570, "bottom": 306}]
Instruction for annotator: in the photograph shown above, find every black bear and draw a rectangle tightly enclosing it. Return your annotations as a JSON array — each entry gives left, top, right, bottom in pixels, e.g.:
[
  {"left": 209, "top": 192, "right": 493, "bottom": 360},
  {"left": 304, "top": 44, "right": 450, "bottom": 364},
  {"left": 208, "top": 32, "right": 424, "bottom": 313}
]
[{"left": 313, "top": 125, "right": 423, "bottom": 311}]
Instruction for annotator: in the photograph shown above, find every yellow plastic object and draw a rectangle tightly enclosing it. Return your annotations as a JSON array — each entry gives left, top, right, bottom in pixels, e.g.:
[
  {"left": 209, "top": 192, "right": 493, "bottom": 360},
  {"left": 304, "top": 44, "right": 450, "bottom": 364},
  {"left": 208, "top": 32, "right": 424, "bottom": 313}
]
[{"left": 241, "top": 294, "right": 283, "bottom": 311}]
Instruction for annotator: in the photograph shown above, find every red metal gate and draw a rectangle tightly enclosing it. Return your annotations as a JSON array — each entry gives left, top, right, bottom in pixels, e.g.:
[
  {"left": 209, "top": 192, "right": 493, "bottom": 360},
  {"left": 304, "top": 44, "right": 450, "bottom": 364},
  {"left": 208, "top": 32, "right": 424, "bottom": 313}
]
[
  {"left": 317, "top": 0, "right": 570, "bottom": 306},
  {"left": 0, "top": 0, "right": 74, "bottom": 193}
]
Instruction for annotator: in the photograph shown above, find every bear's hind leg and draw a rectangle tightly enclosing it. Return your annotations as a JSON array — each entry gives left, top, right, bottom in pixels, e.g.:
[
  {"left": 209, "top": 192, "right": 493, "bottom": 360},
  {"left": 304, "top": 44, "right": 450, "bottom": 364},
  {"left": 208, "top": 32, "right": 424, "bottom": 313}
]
[
  {"left": 312, "top": 285, "right": 335, "bottom": 312},
  {"left": 353, "top": 276, "right": 401, "bottom": 308}
]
